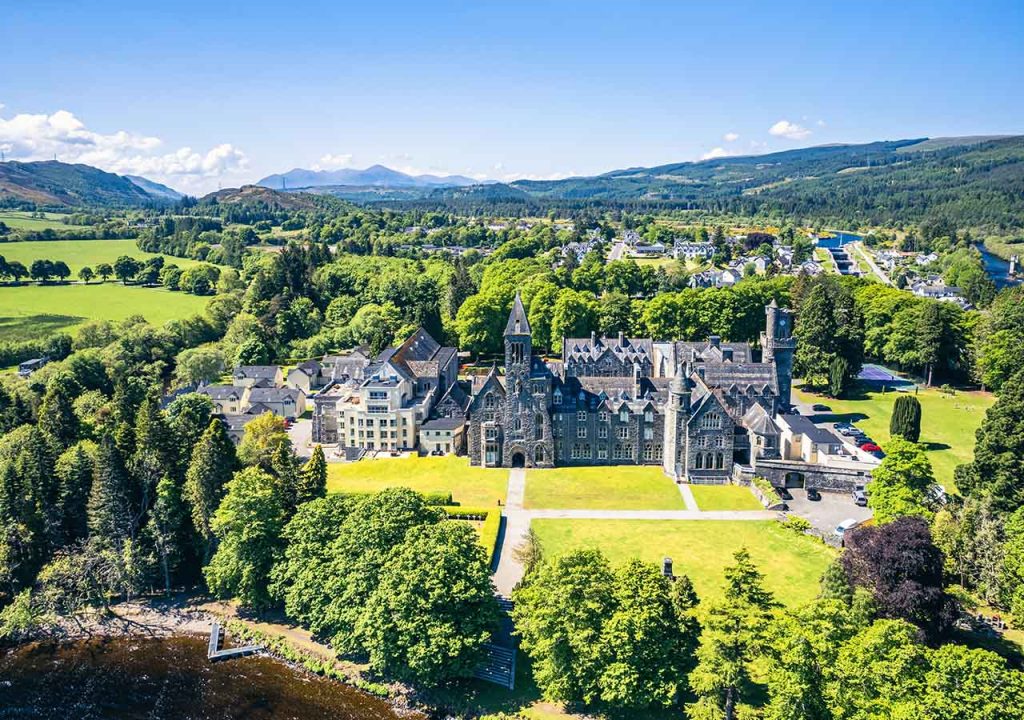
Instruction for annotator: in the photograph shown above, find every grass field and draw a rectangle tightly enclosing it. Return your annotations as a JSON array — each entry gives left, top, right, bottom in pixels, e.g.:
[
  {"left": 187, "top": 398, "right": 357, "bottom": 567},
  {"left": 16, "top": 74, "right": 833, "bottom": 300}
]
[
  {"left": 0, "top": 239, "right": 207, "bottom": 275},
  {"left": 326, "top": 455, "right": 508, "bottom": 507},
  {"left": 0, "top": 211, "right": 73, "bottom": 231},
  {"left": 0, "top": 283, "right": 210, "bottom": 341},
  {"left": 795, "top": 383, "right": 994, "bottom": 493},
  {"left": 532, "top": 519, "right": 834, "bottom": 607},
  {"left": 689, "top": 484, "right": 763, "bottom": 511},
  {"left": 524, "top": 466, "right": 685, "bottom": 510}
]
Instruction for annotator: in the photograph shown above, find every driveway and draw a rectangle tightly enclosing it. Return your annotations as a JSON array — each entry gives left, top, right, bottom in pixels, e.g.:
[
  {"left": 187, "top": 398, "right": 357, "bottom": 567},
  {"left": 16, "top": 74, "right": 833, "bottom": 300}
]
[
  {"left": 784, "top": 487, "right": 872, "bottom": 536},
  {"left": 287, "top": 418, "right": 313, "bottom": 458}
]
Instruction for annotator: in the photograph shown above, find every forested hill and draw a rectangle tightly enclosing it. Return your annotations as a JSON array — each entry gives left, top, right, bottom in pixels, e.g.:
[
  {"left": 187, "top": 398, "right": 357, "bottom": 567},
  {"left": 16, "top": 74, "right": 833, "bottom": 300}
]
[
  {"left": 417, "top": 136, "right": 1024, "bottom": 229},
  {"left": 0, "top": 160, "right": 179, "bottom": 207}
]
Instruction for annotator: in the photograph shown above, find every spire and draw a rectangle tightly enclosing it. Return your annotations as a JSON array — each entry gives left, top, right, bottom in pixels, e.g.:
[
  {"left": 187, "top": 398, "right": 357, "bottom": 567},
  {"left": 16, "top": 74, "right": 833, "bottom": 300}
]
[{"left": 505, "top": 291, "right": 531, "bottom": 336}]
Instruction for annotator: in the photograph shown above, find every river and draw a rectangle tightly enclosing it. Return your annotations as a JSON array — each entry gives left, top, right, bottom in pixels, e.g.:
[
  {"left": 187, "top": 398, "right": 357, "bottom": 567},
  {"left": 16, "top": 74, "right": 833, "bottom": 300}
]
[
  {"left": 0, "top": 636, "right": 416, "bottom": 720},
  {"left": 975, "top": 242, "right": 1021, "bottom": 288}
]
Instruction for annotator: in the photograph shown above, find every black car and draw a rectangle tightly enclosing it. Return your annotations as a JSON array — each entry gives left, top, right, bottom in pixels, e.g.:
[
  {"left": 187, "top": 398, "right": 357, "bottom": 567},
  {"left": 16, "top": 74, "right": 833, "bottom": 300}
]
[
  {"left": 806, "top": 487, "right": 821, "bottom": 501},
  {"left": 812, "top": 404, "right": 831, "bottom": 412}
]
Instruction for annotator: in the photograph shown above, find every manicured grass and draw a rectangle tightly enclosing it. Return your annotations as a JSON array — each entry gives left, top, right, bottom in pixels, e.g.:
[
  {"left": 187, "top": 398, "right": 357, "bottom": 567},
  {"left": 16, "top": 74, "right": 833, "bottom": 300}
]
[
  {"left": 0, "top": 211, "right": 72, "bottom": 230},
  {"left": 689, "top": 484, "right": 763, "bottom": 511},
  {"left": 0, "top": 239, "right": 208, "bottom": 275},
  {"left": 532, "top": 519, "right": 835, "bottom": 607},
  {"left": 795, "top": 382, "right": 995, "bottom": 493},
  {"left": 524, "top": 466, "right": 685, "bottom": 510},
  {"left": 325, "top": 455, "right": 508, "bottom": 507},
  {"left": 0, "top": 283, "right": 210, "bottom": 341}
]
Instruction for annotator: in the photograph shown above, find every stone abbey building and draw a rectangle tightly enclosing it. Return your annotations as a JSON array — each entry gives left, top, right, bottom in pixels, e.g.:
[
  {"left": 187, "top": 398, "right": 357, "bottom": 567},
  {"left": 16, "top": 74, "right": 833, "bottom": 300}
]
[{"left": 467, "top": 293, "right": 796, "bottom": 481}]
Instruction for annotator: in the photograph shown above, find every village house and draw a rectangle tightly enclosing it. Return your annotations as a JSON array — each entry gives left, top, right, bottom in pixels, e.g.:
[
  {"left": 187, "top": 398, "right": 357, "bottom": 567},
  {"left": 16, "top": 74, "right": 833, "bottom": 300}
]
[
  {"left": 673, "top": 241, "right": 715, "bottom": 262},
  {"left": 232, "top": 365, "right": 284, "bottom": 388}
]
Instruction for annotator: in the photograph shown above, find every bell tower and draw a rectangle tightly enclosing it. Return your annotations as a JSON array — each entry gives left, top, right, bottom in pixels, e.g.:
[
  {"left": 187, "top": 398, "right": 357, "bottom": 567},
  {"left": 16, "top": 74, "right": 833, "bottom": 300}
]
[
  {"left": 504, "top": 291, "right": 532, "bottom": 385},
  {"left": 761, "top": 299, "right": 796, "bottom": 410}
]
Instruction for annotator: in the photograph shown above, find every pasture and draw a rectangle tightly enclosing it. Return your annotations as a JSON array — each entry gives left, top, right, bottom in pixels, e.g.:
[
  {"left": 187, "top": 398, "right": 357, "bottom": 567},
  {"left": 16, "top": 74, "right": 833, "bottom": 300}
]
[
  {"left": 0, "top": 239, "right": 207, "bottom": 275},
  {"left": 0, "top": 211, "right": 73, "bottom": 231}
]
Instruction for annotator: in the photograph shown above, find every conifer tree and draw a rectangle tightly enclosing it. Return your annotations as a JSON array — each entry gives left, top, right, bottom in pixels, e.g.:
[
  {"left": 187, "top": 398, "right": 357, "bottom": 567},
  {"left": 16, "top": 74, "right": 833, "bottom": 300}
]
[
  {"left": 16, "top": 428, "right": 60, "bottom": 550},
  {"left": 890, "top": 395, "right": 922, "bottom": 442},
  {"left": 296, "top": 445, "right": 327, "bottom": 505},
  {"left": 184, "top": 419, "right": 239, "bottom": 563},
  {"left": 271, "top": 441, "right": 300, "bottom": 513},
  {"left": 146, "top": 475, "right": 186, "bottom": 594},
  {"left": 55, "top": 442, "right": 96, "bottom": 543},
  {"left": 87, "top": 434, "right": 133, "bottom": 550},
  {"left": 38, "top": 373, "right": 81, "bottom": 449}
]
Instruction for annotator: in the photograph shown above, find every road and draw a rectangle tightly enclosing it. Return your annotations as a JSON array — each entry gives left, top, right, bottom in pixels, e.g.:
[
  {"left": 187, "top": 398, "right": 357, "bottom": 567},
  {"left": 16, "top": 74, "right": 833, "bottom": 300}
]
[
  {"left": 850, "top": 241, "right": 893, "bottom": 285},
  {"left": 608, "top": 241, "right": 626, "bottom": 261}
]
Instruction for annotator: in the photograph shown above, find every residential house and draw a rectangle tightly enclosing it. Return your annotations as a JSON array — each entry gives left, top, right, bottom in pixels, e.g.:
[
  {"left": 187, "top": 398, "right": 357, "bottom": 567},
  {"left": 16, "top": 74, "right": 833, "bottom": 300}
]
[
  {"left": 232, "top": 365, "right": 284, "bottom": 388},
  {"left": 673, "top": 241, "right": 715, "bottom": 262},
  {"left": 287, "top": 360, "right": 324, "bottom": 394},
  {"left": 199, "top": 385, "right": 246, "bottom": 415},
  {"left": 245, "top": 386, "right": 306, "bottom": 419}
]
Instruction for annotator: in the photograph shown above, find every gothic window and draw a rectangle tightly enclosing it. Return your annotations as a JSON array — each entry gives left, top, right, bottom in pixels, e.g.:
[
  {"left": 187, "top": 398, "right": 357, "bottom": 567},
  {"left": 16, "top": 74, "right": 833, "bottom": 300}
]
[
  {"left": 535, "top": 446, "right": 545, "bottom": 464},
  {"left": 643, "top": 444, "right": 654, "bottom": 460},
  {"left": 577, "top": 425, "right": 587, "bottom": 438},
  {"left": 599, "top": 411, "right": 609, "bottom": 422},
  {"left": 706, "top": 452, "right": 714, "bottom": 468},
  {"left": 484, "top": 393, "right": 495, "bottom": 410},
  {"left": 644, "top": 409, "right": 654, "bottom": 423},
  {"left": 643, "top": 426, "right": 653, "bottom": 440},
  {"left": 598, "top": 425, "right": 608, "bottom": 439},
  {"left": 553, "top": 389, "right": 562, "bottom": 405},
  {"left": 716, "top": 452, "right": 724, "bottom": 469},
  {"left": 700, "top": 413, "right": 721, "bottom": 429},
  {"left": 535, "top": 415, "right": 544, "bottom": 440},
  {"left": 695, "top": 453, "right": 703, "bottom": 469},
  {"left": 597, "top": 446, "right": 608, "bottom": 460},
  {"left": 619, "top": 409, "right": 629, "bottom": 422}
]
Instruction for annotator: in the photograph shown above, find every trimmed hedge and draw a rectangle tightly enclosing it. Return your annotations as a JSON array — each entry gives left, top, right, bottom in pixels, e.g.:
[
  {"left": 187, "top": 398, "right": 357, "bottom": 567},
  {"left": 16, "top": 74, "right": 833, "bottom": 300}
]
[
  {"left": 442, "top": 506, "right": 501, "bottom": 565},
  {"left": 751, "top": 476, "right": 784, "bottom": 508}
]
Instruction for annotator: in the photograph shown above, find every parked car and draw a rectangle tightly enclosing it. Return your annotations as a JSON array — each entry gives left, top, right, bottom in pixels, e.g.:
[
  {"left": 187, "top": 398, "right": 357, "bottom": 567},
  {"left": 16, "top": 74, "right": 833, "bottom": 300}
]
[
  {"left": 806, "top": 487, "right": 821, "bottom": 501},
  {"left": 852, "top": 486, "right": 868, "bottom": 506},
  {"left": 870, "top": 450, "right": 886, "bottom": 459},
  {"left": 834, "top": 518, "right": 861, "bottom": 538},
  {"left": 859, "top": 442, "right": 881, "bottom": 452},
  {"left": 927, "top": 484, "right": 948, "bottom": 505},
  {"left": 837, "top": 425, "right": 860, "bottom": 436},
  {"left": 812, "top": 404, "right": 831, "bottom": 412}
]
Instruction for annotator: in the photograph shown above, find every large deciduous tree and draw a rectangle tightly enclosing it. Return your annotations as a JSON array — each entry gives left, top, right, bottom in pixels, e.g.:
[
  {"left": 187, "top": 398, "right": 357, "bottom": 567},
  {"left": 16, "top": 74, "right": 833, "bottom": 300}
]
[{"left": 867, "top": 437, "right": 935, "bottom": 524}]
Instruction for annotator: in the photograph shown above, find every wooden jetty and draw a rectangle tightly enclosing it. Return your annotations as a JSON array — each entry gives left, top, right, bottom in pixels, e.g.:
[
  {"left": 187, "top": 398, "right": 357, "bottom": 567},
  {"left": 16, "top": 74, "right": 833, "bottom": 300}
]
[{"left": 207, "top": 621, "right": 263, "bottom": 662}]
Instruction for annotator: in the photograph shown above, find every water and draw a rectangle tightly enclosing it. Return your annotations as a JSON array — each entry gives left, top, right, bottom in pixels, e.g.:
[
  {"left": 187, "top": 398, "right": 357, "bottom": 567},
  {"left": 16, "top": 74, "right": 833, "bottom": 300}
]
[
  {"left": 0, "top": 636, "right": 415, "bottom": 720},
  {"left": 974, "top": 243, "right": 1021, "bottom": 288},
  {"left": 815, "top": 231, "right": 862, "bottom": 249}
]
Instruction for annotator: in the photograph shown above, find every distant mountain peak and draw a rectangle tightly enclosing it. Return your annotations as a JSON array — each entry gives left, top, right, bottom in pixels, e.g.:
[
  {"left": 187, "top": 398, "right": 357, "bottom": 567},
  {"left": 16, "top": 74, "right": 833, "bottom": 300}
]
[{"left": 256, "top": 164, "right": 482, "bottom": 190}]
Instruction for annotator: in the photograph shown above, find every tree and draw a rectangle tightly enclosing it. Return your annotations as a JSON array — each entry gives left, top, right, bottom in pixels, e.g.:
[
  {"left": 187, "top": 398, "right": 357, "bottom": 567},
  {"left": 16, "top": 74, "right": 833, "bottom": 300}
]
[
  {"left": 38, "top": 373, "right": 81, "bottom": 450},
  {"left": 173, "top": 347, "right": 225, "bottom": 388},
  {"left": 828, "top": 356, "right": 849, "bottom": 398},
  {"left": 113, "top": 255, "right": 141, "bottom": 284},
  {"left": 360, "top": 521, "right": 499, "bottom": 684},
  {"left": 956, "top": 368, "right": 1024, "bottom": 512},
  {"left": 1000, "top": 507, "right": 1024, "bottom": 625},
  {"left": 5, "top": 260, "right": 28, "bottom": 284},
  {"left": 234, "top": 336, "right": 272, "bottom": 366},
  {"left": 918, "top": 643, "right": 1024, "bottom": 720},
  {"left": 890, "top": 395, "right": 922, "bottom": 442},
  {"left": 87, "top": 434, "right": 133, "bottom": 550},
  {"left": 793, "top": 276, "right": 863, "bottom": 389},
  {"left": 296, "top": 445, "right": 327, "bottom": 505},
  {"left": 52, "top": 261, "right": 71, "bottom": 283},
  {"left": 841, "top": 517, "right": 956, "bottom": 641},
  {"left": 550, "top": 289, "right": 598, "bottom": 347},
  {"left": 238, "top": 412, "right": 291, "bottom": 470},
  {"left": 30, "top": 259, "right": 53, "bottom": 283},
  {"left": 95, "top": 263, "right": 113, "bottom": 282},
  {"left": 146, "top": 475, "right": 186, "bottom": 594},
  {"left": 867, "top": 437, "right": 935, "bottom": 523},
  {"left": 513, "top": 549, "right": 616, "bottom": 703},
  {"left": 78, "top": 266, "right": 95, "bottom": 284},
  {"left": 55, "top": 441, "right": 95, "bottom": 544},
  {"left": 687, "top": 548, "right": 780, "bottom": 720},
  {"left": 204, "top": 467, "right": 287, "bottom": 608},
  {"left": 165, "top": 392, "right": 214, "bottom": 462},
  {"left": 184, "top": 419, "right": 239, "bottom": 563}
]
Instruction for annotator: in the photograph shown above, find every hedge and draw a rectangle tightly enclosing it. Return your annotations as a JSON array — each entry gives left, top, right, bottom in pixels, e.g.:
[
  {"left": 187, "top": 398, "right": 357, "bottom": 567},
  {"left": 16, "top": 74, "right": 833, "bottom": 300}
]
[
  {"left": 442, "top": 506, "right": 502, "bottom": 565},
  {"left": 751, "top": 476, "right": 784, "bottom": 509}
]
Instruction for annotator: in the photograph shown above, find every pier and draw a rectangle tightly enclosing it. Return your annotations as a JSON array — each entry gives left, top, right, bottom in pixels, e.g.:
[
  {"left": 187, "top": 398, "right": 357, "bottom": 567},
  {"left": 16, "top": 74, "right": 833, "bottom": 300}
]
[{"left": 207, "top": 621, "right": 263, "bottom": 662}]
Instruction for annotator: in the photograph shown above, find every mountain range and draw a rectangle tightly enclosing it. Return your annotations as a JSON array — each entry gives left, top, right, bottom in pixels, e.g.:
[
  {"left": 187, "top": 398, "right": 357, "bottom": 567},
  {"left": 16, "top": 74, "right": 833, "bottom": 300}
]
[
  {"left": 256, "top": 164, "right": 481, "bottom": 190},
  {"left": 0, "top": 161, "right": 182, "bottom": 207}
]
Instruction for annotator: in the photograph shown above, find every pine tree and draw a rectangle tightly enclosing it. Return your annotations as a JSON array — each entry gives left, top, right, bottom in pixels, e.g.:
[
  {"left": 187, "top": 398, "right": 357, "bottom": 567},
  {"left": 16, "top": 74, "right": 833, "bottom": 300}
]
[
  {"left": 37, "top": 373, "right": 81, "bottom": 449},
  {"left": 130, "top": 399, "right": 180, "bottom": 528},
  {"left": 184, "top": 419, "right": 239, "bottom": 563},
  {"left": 271, "top": 441, "right": 300, "bottom": 513},
  {"left": 16, "top": 428, "right": 60, "bottom": 551},
  {"left": 296, "top": 445, "right": 327, "bottom": 506},
  {"left": 890, "top": 395, "right": 922, "bottom": 442},
  {"left": 55, "top": 442, "right": 95, "bottom": 544},
  {"left": 819, "top": 559, "right": 854, "bottom": 605},
  {"left": 829, "top": 356, "right": 850, "bottom": 398},
  {"left": 146, "top": 475, "right": 186, "bottom": 594},
  {"left": 87, "top": 434, "right": 133, "bottom": 550}
]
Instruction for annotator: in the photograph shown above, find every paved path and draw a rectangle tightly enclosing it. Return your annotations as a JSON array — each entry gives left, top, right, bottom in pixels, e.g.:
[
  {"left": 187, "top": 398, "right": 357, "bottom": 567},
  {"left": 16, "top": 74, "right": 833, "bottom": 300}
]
[
  {"left": 608, "top": 241, "right": 626, "bottom": 261},
  {"left": 850, "top": 241, "right": 892, "bottom": 285},
  {"left": 490, "top": 469, "right": 776, "bottom": 595}
]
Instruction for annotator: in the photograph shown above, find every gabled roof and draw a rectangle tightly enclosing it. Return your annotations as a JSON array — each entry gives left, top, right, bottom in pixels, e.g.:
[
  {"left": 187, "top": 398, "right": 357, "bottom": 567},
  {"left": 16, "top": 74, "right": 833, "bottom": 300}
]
[
  {"left": 246, "top": 387, "right": 302, "bottom": 404},
  {"left": 233, "top": 365, "right": 280, "bottom": 379},
  {"left": 199, "top": 384, "right": 242, "bottom": 400},
  {"left": 505, "top": 292, "right": 531, "bottom": 336},
  {"left": 741, "top": 403, "right": 779, "bottom": 435}
]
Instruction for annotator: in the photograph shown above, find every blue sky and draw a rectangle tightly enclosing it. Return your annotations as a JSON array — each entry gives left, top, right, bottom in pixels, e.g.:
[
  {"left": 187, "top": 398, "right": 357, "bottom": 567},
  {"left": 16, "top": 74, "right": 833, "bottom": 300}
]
[{"left": 1, "top": 0, "right": 1021, "bottom": 192}]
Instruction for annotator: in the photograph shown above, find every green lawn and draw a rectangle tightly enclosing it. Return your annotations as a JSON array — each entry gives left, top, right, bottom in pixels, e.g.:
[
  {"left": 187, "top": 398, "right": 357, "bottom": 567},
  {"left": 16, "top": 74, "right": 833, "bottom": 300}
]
[
  {"left": 795, "top": 383, "right": 994, "bottom": 493},
  {"left": 532, "top": 519, "right": 834, "bottom": 607},
  {"left": 689, "top": 484, "right": 763, "bottom": 511},
  {"left": 0, "top": 239, "right": 208, "bottom": 275},
  {"left": 0, "top": 211, "right": 73, "bottom": 231},
  {"left": 326, "top": 455, "right": 508, "bottom": 507},
  {"left": 524, "top": 466, "right": 685, "bottom": 510},
  {"left": 0, "top": 283, "right": 210, "bottom": 342}
]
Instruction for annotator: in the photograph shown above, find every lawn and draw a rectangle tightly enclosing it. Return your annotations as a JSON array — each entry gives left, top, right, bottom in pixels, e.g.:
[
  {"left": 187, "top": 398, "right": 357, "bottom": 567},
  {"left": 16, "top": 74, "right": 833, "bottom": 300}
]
[
  {"left": 532, "top": 519, "right": 834, "bottom": 607},
  {"left": 325, "top": 455, "right": 508, "bottom": 507},
  {"left": 524, "top": 466, "right": 685, "bottom": 510},
  {"left": 795, "top": 383, "right": 995, "bottom": 493},
  {"left": 0, "top": 283, "right": 210, "bottom": 342},
  {"left": 0, "top": 239, "right": 208, "bottom": 275},
  {"left": 689, "top": 484, "right": 763, "bottom": 511},
  {"left": 0, "top": 211, "right": 73, "bottom": 231}
]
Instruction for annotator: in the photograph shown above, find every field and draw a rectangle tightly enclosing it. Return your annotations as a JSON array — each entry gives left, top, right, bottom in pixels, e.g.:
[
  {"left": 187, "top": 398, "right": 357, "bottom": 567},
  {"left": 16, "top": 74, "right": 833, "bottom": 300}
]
[
  {"left": 0, "top": 239, "right": 208, "bottom": 275},
  {"left": 325, "top": 455, "right": 508, "bottom": 507},
  {"left": 795, "top": 383, "right": 995, "bottom": 493},
  {"left": 689, "top": 484, "right": 763, "bottom": 511},
  {"left": 524, "top": 466, "right": 685, "bottom": 510},
  {"left": 0, "top": 211, "right": 73, "bottom": 231},
  {"left": 532, "top": 519, "right": 834, "bottom": 607},
  {"left": 0, "top": 284, "right": 210, "bottom": 341}
]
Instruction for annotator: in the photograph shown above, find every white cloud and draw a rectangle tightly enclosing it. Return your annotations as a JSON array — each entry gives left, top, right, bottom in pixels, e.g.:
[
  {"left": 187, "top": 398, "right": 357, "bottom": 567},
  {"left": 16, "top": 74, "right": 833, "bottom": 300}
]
[
  {"left": 701, "top": 147, "right": 732, "bottom": 160},
  {"left": 0, "top": 107, "right": 248, "bottom": 193},
  {"left": 768, "top": 120, "right": 812, "bottom": 140},
  {"left": 312, "top": 153, "right": 354, "bottom": 171},
  {"left": 723, "top": 132, "right": 740, "bottom": 142}
]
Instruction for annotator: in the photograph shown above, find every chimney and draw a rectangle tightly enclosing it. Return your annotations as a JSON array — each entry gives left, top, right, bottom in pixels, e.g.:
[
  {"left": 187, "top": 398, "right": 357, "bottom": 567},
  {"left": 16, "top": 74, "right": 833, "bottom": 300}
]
[
  {"left": 633, "top": 363, "right": 642, "bottom": 396},
  {"left": 618, "top": 330, "right": 625, "bottom": 345},
  {"left": 662, "top": 557, "right": 674, "bottom": 579},
  {"left": 590, "top": 331, "right": 596, "bottom": 346},
  {"left": 709, "top": 335, "right": 721, "bottom": 348},
  {"left": 722, "top": 348, "right": 734, "bottom": 362}
]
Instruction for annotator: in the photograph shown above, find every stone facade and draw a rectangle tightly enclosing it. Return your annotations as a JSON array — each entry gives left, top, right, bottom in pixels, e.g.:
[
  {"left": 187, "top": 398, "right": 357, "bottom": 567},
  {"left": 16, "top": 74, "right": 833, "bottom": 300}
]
[{"left": 468, "top": 294, "right": 798, "bottom": 480}]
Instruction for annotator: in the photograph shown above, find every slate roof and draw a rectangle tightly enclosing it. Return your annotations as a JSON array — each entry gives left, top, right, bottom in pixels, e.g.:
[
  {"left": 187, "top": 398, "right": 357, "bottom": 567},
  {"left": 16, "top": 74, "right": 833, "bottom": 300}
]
[
  {"left": 554, "top": 375, "right": 667, "bottom": 412},
  {"left": 246, "top": 387, "right": 302, "bottom": 405},
  {"left": 233, "top": 365, "right": 280, "bottom": 379},
  {"left": 741, "top": 403, "right": 779, "bottom": 435},
  {"left": 421, "top": 417, "right": 466, "bottom": 431},
  {"left": 368, "top": 328, "right": 456, "bottom": 384},
  {"left": 199, "top": 384, "right": 243, "bottom": 401},
  {"left": 562, "top": 335, "right": 654, "bottom": 366},
  {"left": 674, "top": 339, "right": 753, "bottom": 364},
  {"left": 777, "top": 413, "right": 840, "bottom": 444},
  {"left": 505, "top": 292, "right": 531, "bottom": 335},
  {"left": 292, "top": 360, "right": 321, "bottom": 376},
  {"left": 695, "top": 363, "right": 777, "bottom": 393}
]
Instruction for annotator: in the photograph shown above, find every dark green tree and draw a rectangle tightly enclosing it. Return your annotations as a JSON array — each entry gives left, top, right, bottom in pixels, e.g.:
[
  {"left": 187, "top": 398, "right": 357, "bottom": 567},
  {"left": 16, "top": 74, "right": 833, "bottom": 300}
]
[
  {"left": 890, "top": 395, "right": 922, "bottom": 442},
  {"left": 146, "top": 475, "right": 187, "bottom": 594},
  {"left": 828, "top": 356, "right": 849, "bottom": 398},
  {"left": 184, "top": 419, "right": 239, "bottom": 563},
  {"left": 296, "top": 445, "right": 327, "bottom": 505},
  {"left": 38, "top": 373, "right": 81, "bottom": 449},
  {"left": 55, "top": 442, "right": 95, "bottom": 544},
  {"left": 87, "top": 434, "right": 133, "bottom": 550}
]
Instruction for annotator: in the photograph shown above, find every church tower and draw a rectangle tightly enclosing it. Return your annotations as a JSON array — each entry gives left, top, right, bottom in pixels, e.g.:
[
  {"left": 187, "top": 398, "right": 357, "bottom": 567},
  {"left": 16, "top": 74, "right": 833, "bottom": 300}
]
[
  {"left": 500, "top": 292, "right": 552, "bottom": 467},
  {"left": 504, "top": 291, "right": 532, "bottom": 383},
  {"left": 761, "top": 299, "right": 796, "bottom": 410}
]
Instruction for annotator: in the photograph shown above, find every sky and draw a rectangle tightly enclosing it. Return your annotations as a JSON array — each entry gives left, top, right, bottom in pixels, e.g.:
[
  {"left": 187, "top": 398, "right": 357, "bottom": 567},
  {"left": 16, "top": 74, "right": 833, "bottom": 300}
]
[{"left": 1, "top": 0, "right": 1022, "bottom": 194}]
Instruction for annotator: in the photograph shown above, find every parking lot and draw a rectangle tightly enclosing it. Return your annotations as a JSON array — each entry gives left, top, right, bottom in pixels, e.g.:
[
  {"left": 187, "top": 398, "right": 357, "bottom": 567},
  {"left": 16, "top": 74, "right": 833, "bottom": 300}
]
[{"left": 784, "top": 487, "right": 873, "bottom": 537}]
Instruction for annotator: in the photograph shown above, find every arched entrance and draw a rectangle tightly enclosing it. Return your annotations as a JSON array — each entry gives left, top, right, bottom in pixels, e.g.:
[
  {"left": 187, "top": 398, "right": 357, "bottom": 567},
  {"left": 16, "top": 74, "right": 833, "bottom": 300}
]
[
  {"left": 785, "top": 471, "right": 805, "bottom": 489},
  {"left": 511, "top": 451, "right": 526, "bottom": 468}
]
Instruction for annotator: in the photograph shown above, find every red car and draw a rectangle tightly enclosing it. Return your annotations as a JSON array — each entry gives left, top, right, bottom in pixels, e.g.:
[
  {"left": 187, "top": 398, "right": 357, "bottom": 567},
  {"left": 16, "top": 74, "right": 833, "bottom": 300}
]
[{"left": 860, "top": 442, "right": 881, "bottom": 452}]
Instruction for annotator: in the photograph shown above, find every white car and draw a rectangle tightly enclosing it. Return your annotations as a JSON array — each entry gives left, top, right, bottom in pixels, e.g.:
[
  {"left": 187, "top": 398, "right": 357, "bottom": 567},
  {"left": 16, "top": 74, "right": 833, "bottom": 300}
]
[{"left": 834, "top": 518, "right": 860, "bottom": 538}]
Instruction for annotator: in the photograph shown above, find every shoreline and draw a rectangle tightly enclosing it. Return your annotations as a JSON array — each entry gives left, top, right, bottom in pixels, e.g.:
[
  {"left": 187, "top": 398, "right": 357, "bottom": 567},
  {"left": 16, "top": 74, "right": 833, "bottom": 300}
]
[{"left": 4, "top": 595, "right": 424, "bottom": 718}]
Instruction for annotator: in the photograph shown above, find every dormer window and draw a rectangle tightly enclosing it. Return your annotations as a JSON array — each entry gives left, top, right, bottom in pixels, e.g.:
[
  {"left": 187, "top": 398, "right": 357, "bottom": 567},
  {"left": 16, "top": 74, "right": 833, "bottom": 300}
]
[
  {"left": 619, "top": 409, "right": 629, "bottom": 422},
  {"left": 553, "top": 389, "right": 562, "bottom": 405}
]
